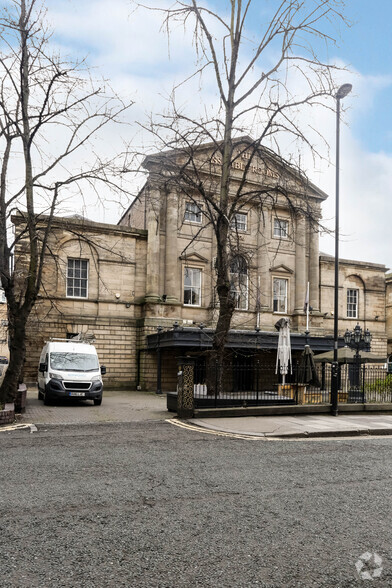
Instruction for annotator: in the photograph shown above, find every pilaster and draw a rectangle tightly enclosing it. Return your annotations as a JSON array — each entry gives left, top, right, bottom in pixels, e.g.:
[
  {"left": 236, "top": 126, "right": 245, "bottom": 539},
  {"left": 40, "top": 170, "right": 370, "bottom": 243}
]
[
  {"left": 165, "top": 191, "right": 179, "bottom": 302},
  {"left": 295, "top": 214, "right": 306, "bottom": 312}
]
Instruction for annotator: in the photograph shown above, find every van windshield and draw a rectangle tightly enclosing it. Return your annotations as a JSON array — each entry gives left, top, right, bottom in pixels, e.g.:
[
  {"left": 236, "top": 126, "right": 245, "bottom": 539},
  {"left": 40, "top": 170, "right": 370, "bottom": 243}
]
[{"left": 50, "top": 352, "right": 99, "bottom": 372}]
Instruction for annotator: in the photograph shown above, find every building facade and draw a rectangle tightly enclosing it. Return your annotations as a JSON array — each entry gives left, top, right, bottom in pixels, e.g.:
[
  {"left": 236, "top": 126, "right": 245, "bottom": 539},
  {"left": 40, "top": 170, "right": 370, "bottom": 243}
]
[{"left": 16, "top": 139, "right": 389, "bottom": 389}]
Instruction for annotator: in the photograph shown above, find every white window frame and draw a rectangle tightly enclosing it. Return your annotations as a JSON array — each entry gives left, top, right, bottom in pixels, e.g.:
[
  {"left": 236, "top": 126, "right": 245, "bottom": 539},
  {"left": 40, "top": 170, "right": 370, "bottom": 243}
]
[
  {"left": 273, "top": 277, "right": 288, "bottom": 313},
  {"left": 0, "top": 289, "right": 5, "bottom": 304},
  {"left": 230, "top": 212, "right": 247, "bottom": 232},
  {"left": 230, "top": 256, "right": 248, "bottom": 310},
  {"left": 347, "top": 288, "right": 358, "bottom": 318},
  {"left": 184, "top": 202, "right": 202, "bottom": 224},
  {"left": 273, "top": 218, "right": 289, "bottom": 239},
  {"left": 183, "top": 267, "right": 202, "bottom": 306},
  {"left": 66, "top": 258, "right": 89, "bottom": 299}
]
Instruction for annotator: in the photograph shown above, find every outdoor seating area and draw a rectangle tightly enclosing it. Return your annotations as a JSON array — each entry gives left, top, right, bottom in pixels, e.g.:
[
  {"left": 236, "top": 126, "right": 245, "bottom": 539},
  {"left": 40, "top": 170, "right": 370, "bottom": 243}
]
[{"left": 168, "top": 359, "right": 392, "bottom": 411}]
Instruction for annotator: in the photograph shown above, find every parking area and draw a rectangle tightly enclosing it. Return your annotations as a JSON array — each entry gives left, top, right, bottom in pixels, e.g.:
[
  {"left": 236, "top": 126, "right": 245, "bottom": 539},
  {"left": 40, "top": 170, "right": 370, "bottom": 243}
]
[{"left": 19, "top": 387, "right": 169, "bottom": 425}]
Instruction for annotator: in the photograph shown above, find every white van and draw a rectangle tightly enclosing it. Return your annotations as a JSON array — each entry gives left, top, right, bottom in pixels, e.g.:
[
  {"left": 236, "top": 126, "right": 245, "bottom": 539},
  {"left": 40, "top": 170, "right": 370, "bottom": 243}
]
[{"left": 38, "top": 339, "right": 106, "bottom": 406}]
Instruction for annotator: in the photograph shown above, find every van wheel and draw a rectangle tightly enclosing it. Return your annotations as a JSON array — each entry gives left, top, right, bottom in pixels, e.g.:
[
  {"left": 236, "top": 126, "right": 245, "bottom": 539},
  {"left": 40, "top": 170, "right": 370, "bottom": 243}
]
[
  {"left": 93, "top": 397, "right": 102, "bottom": 406},
  {"left": 44, "top": 390, "right": 52, "bottom": 405}
]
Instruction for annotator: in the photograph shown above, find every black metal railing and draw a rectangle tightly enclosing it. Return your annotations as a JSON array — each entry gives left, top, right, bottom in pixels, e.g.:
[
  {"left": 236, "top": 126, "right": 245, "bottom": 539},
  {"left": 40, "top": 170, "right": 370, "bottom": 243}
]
[
  {"left": 193, "top": 361, "right": 332, "bottom": 408},
  {"left": 191, "top": 361, "right": 392, "bottom": 408}
]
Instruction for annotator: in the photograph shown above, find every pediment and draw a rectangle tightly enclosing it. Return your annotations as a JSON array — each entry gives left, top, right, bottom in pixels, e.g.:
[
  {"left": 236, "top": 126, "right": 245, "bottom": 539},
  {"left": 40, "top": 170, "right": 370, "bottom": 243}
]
[
  {"left": 269, "top": 264, "right": 293, "bottom": 275},
  {"left": 180, "top": 252, "right": 209, "bottom": 264}
]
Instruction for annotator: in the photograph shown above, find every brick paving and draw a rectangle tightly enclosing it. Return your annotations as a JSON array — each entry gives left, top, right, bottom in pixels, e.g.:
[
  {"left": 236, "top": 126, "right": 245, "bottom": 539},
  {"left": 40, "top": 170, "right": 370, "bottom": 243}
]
[{"left": 19, "top": 387, "right": 169, "bottom": 425}]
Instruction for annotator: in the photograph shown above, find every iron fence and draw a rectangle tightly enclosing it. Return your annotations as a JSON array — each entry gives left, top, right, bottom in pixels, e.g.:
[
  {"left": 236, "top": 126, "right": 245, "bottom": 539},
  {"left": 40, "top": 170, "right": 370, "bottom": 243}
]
[
  {"left": 193, "top": 360, "right": 331, "bottom": 408},
  {"left": 191, "top": 361, "right": 392, "bottom": 408}
]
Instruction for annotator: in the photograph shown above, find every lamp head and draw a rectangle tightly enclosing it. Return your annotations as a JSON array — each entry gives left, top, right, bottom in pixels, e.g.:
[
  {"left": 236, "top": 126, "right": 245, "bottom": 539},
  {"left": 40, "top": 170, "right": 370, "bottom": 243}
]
[
  {"left": 344, "top": 329, "right": 351, "bottom": 345},
  {"left": 364, "top": 328, "right": 372, "bottom": 344},
  {"left": 336, "top": 83, "right": 352, "bottom": 100},
  {"left": 353, "top": 323, "right": 361, "bottom": 344}
]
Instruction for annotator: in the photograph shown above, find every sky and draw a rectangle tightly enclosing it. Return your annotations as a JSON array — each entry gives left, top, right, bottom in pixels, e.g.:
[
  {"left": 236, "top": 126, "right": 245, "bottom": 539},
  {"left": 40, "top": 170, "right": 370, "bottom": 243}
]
[{"left": 9, "top": 0, "right": 392, "bottom": 267}]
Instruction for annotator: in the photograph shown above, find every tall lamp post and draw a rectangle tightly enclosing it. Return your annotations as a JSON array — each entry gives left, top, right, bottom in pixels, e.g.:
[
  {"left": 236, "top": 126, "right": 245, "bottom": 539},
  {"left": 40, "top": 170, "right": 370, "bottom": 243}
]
[{"left": 331, "top": 82, "right": 352, "bottom": 416}]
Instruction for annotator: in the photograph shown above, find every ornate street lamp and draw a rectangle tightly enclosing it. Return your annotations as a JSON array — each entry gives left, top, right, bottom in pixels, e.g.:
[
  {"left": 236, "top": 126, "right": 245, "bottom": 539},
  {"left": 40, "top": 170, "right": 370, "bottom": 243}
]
[
  {"left": 343, "top": 324, "right": 371, "bottom": 402},
  {"left": 344, "top": 324, "right": 372, "bottom": 356},
  {"left": 331, "top": 82, "right": 352, "bottom": 416}
]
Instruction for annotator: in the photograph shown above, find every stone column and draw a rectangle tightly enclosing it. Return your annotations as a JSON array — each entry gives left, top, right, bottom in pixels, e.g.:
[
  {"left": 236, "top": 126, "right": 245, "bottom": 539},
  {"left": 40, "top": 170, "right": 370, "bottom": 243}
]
[
  {"left": 309, "top": 222, "right": 320, "bottom": 311},
  {"left": 165, "top": 191, "right": 179, "bottom": 302},
  {"left": 145, "top": 191, "right": 160, "bottom": 302},
  {"left": 257, "top": 207, "right": 271, "bottom": 311},
  {"left": 295, "top": 214, "right": 306, "bottom": 312}
]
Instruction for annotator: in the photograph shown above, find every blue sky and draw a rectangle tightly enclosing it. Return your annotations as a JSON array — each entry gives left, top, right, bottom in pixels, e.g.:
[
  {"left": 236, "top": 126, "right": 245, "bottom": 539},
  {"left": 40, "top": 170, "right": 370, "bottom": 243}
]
[{"left": 19, "top": 1, "right": 392, "bottom": 265}]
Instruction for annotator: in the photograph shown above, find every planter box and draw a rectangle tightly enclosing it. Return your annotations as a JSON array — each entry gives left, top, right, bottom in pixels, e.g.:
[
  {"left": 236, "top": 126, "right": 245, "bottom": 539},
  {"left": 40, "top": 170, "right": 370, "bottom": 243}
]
[
  {"left": 278, "top": 384, "right": 307, "bottom": 404},
  {"left": 338, "top": 391, "right": 348, "bottom": 403},
  {"left": 304, "top": 392, "right": 323, "bottom": 404},
  {"left": 0, "top": 402, "right": 15, "bottom": 425}
]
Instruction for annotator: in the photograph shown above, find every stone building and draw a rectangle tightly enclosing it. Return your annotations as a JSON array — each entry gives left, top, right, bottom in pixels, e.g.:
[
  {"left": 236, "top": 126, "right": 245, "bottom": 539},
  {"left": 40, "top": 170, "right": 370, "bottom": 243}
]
[{"left": 16, "top": 138, "right": 389, "bottom": 389}]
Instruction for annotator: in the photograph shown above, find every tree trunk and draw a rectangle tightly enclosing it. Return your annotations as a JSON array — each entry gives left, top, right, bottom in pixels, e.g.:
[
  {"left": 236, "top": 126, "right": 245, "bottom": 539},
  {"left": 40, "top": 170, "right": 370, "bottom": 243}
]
[{"left": 0, "top": 307, "right": 29, "bottom": 404}]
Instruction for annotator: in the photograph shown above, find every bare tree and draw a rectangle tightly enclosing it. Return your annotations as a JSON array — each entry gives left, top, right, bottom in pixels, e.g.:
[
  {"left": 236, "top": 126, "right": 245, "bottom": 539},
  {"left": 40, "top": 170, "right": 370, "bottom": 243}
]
[
  {"left": 136, "top": 0, "right": 347, "bottom": 386},
  {"left": 0, "top": 0, "right": 133, "bottom": 404}
]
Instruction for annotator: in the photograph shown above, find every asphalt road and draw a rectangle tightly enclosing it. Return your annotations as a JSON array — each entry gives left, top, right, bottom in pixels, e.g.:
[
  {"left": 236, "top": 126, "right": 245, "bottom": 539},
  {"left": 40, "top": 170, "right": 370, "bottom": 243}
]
[{"left": 1, "top": 421, "right": 391, "bottom": 587}]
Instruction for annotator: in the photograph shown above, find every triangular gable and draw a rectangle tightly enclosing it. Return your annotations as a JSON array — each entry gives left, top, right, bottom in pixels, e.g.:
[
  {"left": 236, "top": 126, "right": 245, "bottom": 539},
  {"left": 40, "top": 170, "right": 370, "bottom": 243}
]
[
  {"left": 180, "top": 252, "right": 209, "bottom": 264},
  {"left": 269, "top": 264, "right": 294, "bottom": 275},
  {"left": 142, "top": 136, "right": 328, "bottom": 202}
]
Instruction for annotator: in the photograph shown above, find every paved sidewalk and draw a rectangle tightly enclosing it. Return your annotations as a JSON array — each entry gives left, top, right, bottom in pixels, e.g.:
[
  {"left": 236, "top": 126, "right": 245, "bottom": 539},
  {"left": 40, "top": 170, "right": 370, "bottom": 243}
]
[
  {"left": 19, "top": 387, "right": 168, "bottom": 425},
  {"left": 14, "top": 388, "right": 392, "bottom": 438},
  {"left": 191, "top": 413, "right": 392, "bottom": 438}
]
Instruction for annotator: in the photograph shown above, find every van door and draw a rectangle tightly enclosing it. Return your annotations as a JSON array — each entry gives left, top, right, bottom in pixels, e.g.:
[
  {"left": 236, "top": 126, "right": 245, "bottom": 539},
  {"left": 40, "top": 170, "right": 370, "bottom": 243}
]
[{"left": 38, "top": 352, "right": 48, "bottom": 393}]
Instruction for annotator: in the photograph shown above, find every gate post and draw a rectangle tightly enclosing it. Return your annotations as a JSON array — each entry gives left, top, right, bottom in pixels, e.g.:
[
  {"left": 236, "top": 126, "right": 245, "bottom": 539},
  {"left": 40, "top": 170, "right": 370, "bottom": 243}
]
[{"left": 177, "top": 356, "right": 195, "bottom": 418}]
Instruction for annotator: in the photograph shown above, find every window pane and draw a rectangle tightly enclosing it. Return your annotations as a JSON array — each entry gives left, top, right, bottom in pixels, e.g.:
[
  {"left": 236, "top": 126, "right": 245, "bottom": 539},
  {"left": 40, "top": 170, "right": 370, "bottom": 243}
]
[
  {"left": 231, "top": 213, "right": 247, "bottom": 231},
  {"left": 230, "top": 256, "right": 248, "bottom": 310},
  {"left": 184, "top": 202, "right": 202, "bottom": 223},
  {"left": 191, "top": 268, "right": 201, "bottom": 287},
  {"left": 274, "top": 219, "right": 288, "bottom": 238},
  {"left": 347, "top": 289, "right": 358, "bottom": 318},
  {"left": 273, "top": 278, "right": 287, "bottom": 313},
  {"left": 183, "top": 268, "right": 201, "bottom": 305},
  {"left": 67, "top": 259, "right": 88, "bottom": 298}
]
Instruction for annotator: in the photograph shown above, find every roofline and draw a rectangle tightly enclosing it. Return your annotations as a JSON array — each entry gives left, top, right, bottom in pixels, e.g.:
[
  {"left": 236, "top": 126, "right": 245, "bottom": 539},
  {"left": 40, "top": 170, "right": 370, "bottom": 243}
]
[
  {"left": 142, "top": 136, "right": 328, "bottom": 201},
  {"left": 12, "top": 212, "right": 147, "bottom": 239},
  {"left": 320, "top": 253, "right": 388, "bottom": 272}
]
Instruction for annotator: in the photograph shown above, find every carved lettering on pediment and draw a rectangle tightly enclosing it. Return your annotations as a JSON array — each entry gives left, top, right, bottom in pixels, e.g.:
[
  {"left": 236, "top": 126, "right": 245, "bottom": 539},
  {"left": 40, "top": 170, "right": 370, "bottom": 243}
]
[{"left": 210, "top": 150, "right": 279, "bottom": 180}]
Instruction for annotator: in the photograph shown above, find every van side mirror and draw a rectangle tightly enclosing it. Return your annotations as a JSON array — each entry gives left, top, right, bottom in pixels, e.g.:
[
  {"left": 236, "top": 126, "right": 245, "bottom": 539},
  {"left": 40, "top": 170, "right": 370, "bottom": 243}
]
[
  {"left": 100, "top": 365, "right": 107, "bottom": 375},
  {"left": 39, "top": 363, "right": 47, "bottom": 373}
]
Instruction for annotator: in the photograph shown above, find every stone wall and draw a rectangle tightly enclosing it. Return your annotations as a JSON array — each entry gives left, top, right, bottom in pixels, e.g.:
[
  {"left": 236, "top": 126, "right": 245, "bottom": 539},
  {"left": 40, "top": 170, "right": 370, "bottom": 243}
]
[{"left": 25, "top": 313, "right": 138, "bottom": 388}]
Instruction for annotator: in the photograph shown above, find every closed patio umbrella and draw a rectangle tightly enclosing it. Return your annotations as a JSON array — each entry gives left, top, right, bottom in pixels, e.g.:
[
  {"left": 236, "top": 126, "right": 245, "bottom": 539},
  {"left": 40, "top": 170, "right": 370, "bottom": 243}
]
[
  {"left": 275, "top": 317, "right": 292, "bottom": 385},
  {"left": 298, "top": 345, "right": 321, "bottom": 387}
]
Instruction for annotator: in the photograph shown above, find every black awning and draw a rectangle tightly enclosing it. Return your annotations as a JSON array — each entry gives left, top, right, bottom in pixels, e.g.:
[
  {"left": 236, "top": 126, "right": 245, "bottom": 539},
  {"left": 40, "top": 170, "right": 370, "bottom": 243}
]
[{"left": 147, "top": 327, "right": 342, "bottom": 353}]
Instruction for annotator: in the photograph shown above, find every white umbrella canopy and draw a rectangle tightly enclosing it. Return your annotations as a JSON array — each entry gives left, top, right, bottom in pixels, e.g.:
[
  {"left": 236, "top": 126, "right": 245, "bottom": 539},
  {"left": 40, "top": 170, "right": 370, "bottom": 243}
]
[{"left": 275, "top": 317, "right": 292, "bottom": 384}]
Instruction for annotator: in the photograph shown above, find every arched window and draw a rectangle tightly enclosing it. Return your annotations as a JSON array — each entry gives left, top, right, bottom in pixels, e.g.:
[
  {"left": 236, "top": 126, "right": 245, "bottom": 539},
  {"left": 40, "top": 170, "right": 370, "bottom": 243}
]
[{"left": 230, "top": 255, "right": 248, "bottom": 310}]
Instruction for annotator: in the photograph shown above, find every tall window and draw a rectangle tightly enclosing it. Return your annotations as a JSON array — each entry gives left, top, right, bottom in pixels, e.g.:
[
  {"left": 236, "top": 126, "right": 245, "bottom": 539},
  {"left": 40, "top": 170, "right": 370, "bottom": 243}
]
[
  {"left": 67, "top": 259, "right": 88, "bottom": 298},
  {"left": 184, "top": 267, "right": 201, "bottom": 306},
  {"left": 230, "top": 213, "right": 247, "bottom": 232},
  {"left": 230, "top": 255, "right": 248, "bottom": 310},
  {"left": 273, "top": 278, "right": 288, "bottom": 313},
  {"left": 184, "top": 202, "right": 202, "bottom": 224},
  {"left": 273, "top": 218, "right": 288, "bottom": 238},
  {"left": 347, "top": 289, "right": 358, "bottom": 318}
]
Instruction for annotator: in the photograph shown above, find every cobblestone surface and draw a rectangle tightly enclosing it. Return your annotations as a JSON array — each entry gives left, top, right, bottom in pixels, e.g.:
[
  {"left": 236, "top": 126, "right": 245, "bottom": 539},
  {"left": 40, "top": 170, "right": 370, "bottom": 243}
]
[{"left": 19, "top": 387, "right": 168, "bottom": 425}]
